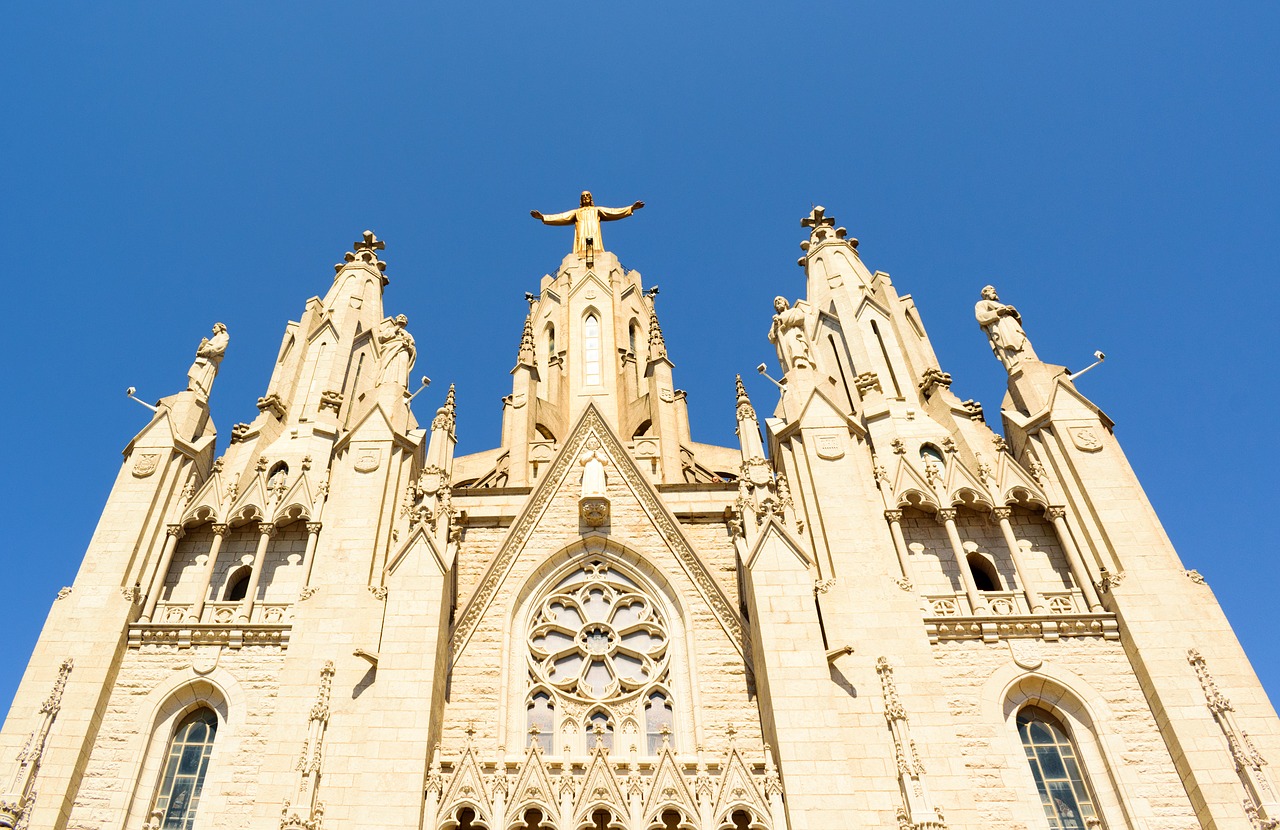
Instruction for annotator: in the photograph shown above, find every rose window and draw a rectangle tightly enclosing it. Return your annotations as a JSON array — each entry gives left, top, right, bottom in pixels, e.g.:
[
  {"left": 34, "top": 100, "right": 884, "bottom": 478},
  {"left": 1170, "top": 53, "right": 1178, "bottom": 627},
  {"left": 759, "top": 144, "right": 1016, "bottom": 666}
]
[{"left": 528, "top": 564, "right": 668, "bottom": 702}]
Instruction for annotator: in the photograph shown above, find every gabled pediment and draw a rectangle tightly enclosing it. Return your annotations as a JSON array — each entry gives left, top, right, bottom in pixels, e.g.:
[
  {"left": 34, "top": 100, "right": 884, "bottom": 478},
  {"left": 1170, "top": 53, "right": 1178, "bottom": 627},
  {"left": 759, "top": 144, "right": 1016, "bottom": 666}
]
[
  {"left": 641, "top": 744, "right": 697, "bottom": 821},
  {"left": 888, "top": 455, "right": 938, "bottom": 510},
  {"left": 449, "top": 403, "right": 745, "bottom": 660},
  {"left": 711, "top": 744, "right": 770, "bottom": 822},
  {"left": 438, "top": 742, "right": 492, "bottom": 819},
  {"left": 573, "top": 747, "right": 627, "bottom": 822},
  {"left": 773, "top": 387, "right": 865, "bottom": 441},
  {"left": 386, "top": 522, "right": 448, "bottom": 577},
  {"left": 745, "top": 518, "right": 813, "bottom": 572}
]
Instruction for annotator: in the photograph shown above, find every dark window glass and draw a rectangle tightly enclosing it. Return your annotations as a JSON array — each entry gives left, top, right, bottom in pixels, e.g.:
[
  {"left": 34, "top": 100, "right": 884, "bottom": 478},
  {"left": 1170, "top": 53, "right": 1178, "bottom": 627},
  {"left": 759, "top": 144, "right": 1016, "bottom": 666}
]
[
  {"left": 1017, "top": 706, "right": 1098, "bottom": 830},
  {"left": 154, "top": 709, "right": 218, "bottom": 830}
]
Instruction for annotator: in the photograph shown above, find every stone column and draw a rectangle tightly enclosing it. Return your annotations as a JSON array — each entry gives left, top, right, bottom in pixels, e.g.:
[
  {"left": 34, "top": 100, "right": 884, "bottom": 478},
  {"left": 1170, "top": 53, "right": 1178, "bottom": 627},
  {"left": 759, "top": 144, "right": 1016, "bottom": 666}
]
[
  {"left": 884, "top": 509, "right": 914, "bottom": 588},
  {"left": 237, "top": 522, "right": 276, "bottom": 623},
  {"left": 937, "top": 508, "right": 986, "bottom": 614},
  {"left": 993, "top": 507, "right": 1045, "bottom": 613},
  {"left": 140, "top": 524, "right": 185, "bottom": 623},
  {"left": 299, "top": 521, "right": 323, "bottom": 596},
  {"left": 1046, "top": 507, "right": 1104, "bottom": 611},
  {"left": 186, "top": 523, "right": 228, "bottom": 623}
]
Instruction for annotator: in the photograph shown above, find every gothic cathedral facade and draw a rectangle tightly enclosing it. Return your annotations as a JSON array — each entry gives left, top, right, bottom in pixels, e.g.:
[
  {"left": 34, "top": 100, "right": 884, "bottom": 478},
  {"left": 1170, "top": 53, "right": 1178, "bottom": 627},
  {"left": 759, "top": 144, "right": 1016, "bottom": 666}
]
[{"left": 2, "top": 201, "right": 1277, "bottom": 830}]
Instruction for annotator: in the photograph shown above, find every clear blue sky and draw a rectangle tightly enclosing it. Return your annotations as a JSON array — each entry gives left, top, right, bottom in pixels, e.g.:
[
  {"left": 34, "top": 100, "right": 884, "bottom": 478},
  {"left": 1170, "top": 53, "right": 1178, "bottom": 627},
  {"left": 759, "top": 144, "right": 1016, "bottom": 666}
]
[{"left": 2, "top": 4, "right": 1277, "bottom": 719}]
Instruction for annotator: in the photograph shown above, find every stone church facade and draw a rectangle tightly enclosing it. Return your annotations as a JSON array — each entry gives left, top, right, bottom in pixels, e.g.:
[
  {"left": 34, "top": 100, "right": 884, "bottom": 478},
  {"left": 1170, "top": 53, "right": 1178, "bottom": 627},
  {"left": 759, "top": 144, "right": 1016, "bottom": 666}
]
[{"left": 2, "top": 198, "right": 1277, "bottom": 830}]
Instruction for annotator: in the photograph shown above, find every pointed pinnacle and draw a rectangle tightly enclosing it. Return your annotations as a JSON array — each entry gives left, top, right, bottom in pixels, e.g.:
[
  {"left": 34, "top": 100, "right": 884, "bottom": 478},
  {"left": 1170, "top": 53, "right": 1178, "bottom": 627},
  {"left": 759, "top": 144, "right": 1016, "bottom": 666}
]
[
  {"left": 517, "top": 312, "right": 536, "bottom": 361},
  {"left": 735, "top": 374, "right": 757, "bottom": 422}
]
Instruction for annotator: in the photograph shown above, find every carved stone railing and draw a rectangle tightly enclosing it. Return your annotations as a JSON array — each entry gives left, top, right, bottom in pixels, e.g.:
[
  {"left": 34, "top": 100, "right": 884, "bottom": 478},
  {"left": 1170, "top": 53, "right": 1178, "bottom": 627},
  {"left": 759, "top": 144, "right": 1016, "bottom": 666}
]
[
  {"left": 149, "top": 600, "right": 294, "bottom": 626},
  {"left": 925, "top": 613, "right": 1118, "bottom": 644},
  {"left": 925, "top": 589, "right": 1085, "bottom": 620}
]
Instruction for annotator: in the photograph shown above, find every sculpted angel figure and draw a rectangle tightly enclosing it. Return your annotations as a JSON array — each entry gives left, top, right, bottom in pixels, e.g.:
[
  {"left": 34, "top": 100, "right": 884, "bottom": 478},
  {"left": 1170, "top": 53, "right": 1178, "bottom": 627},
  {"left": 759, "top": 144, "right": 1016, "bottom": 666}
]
[
  {"left": 768, "top": 297, "right": 814, "bottom": 371},
  {"left": 186, "top": 322, "right": 229, "bottom": 399},
  {"left": 580, "top": 442, "right": 608, "bottom": 499},
  {"left": 376, "top": 314, "right": 416, "bottom": 389},
  {"left": 975, "top": 285, "right": 1038, "bottom": 370},
  {"left": 531, "top": 190, "right": 644, "bottom": 254}
]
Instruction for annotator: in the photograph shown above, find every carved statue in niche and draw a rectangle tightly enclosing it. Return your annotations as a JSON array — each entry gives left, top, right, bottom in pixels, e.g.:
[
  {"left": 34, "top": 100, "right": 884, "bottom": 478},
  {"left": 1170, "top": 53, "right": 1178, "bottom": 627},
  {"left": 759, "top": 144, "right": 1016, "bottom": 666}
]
[
  {"left": 975, "top": 285, "right": 1038, "bottom": 370},
  {"left": 376, "top": 314, "right": 416, "bottom": 389},
  {"left": 530, "top": 190, "right": 644, "bottom": 254},
  {"left": 186, "top": 322, "right": 229, "bottom": 399},
  {"left": 768, "top": 297, "right": 814, "bottom": 371}
]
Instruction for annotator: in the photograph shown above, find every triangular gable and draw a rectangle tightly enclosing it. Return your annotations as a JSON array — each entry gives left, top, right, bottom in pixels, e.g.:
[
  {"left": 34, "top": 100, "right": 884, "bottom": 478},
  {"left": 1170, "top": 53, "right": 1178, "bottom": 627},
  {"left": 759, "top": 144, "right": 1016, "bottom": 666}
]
[
  {"left": 271, "top": 471, "right": 316, "bottom": 523},
  {"left": 772, "top": 387, "right": 866, "bottom": 441},
  {"left": 506, "top": 743, "right": 558, "bottom": 817},
  {"left": 227, "top": 470, "right": 269, "bottom": 522},
  {"left": 641, "top": 744, "right": 697, "bottom": 821},
  {"left": 745, "top": 518, "right": 813, "bottom": 572},
  {"left": 888, "top": 456, "right": 938, "bottom": 510},
  {"left": 941, "top": 455, "right": 993, "bottom": 510},
  {"left": 332, "top": 400, "right": 418, "bottom": 455},
  {"left": 183, "top": 469, "right": 228, "bottom": 524},
  {"left": 711, "top": 745, "right": 769, "bottom": 822},
  {"left": 385, "top": 523, "right": 448, "bottom": 577},
  {"left": 994, "top": 453, "right": 1049, "bottom": 507},
  {"left": 573, "top": 746, "right": 626, "bottom": 822},
  {"left": 438, "top": 743, "right": 493, "bottom": 819},
  {"left": 570, "top": 271, "right": 613, "bottom": 303},
  {"left": 450, "top": 403, "right": 745, "bottom": 660}
]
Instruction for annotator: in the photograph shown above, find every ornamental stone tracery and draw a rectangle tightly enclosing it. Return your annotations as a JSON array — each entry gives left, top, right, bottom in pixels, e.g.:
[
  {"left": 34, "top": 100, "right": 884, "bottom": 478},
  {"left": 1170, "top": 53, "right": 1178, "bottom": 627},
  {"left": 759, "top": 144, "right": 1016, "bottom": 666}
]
[{"left": 528, "top": 562, "right": 669, "bottom": 706}]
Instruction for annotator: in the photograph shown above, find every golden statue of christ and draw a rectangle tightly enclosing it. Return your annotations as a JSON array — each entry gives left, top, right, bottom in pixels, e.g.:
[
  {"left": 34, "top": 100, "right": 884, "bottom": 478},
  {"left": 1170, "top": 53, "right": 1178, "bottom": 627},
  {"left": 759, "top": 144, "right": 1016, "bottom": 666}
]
[{"left": 531, "top": 191, "right": 644, "bottom": 254}]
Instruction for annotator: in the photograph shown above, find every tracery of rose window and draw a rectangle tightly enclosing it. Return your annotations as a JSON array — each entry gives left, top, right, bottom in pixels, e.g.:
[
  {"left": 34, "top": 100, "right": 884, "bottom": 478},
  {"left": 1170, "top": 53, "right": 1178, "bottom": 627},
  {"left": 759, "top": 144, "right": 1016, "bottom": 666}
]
[{"left": 524, "top": 563, "right": 675, "bottom": 753}]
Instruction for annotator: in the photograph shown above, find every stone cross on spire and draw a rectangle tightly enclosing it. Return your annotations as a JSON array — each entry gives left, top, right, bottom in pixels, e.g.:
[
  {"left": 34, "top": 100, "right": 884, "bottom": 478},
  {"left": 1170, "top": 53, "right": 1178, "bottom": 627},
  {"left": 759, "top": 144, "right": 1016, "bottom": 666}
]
[
  {"left": 335, "top": 230, "right": 387, "bottom": 276},
  {"left": 799, "top": 207, "right": 855, "bottom": 263},
  {"left": 531, "top": 191, "right": 645, "bottom": 255}
]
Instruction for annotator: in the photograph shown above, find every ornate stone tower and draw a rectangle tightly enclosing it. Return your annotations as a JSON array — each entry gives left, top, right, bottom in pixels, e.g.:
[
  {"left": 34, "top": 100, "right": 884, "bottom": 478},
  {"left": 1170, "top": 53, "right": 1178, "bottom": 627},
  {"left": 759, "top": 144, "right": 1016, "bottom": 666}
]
[{"left": 1, "top": 199, "right": 1276, "bottom": 830}]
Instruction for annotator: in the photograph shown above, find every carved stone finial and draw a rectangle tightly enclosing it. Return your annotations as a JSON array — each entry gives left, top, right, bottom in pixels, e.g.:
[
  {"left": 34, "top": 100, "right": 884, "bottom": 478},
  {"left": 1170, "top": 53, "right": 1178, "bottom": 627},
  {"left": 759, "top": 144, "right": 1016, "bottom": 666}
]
[
  {"left": 518, "top": 312, "right": 536, "bottom": 364},
  {"left": 734, "top": 375, "right": 757, "bottom": 423},
  {"left": 647, "top": 304, "right": 667, "bottom": 360}
]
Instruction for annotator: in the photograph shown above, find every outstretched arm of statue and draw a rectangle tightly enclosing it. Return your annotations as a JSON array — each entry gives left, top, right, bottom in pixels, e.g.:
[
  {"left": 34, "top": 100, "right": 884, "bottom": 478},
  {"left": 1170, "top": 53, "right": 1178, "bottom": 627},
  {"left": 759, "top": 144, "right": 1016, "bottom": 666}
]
[
  {"left": 531, "top": 209, "right": 577, "bottom": 225},
  {"left": 597, "top": 201, "right": 644, "bottom": 220}
]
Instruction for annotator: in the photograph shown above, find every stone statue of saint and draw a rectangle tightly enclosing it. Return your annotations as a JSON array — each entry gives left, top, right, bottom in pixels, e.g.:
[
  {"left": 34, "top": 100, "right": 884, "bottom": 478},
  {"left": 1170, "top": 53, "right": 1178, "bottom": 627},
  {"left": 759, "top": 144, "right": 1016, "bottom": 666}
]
[
  {"left": 186, "top": 323, "right": 229, "bottom": 399},
  {"left": 376, "top": 314, "right": 416, "bottom": 389},
  {"left": 531, "top": 191, "right": 644, "bottom": 254},
  {"left": 768, "top": 297, "right": 814, "bottom": 371},
  {"left": 580, "top": 442, "right": 608, "bottom": 499},
  {"left": 975, "top": 285, "right": 1038, "bottom": 370}
]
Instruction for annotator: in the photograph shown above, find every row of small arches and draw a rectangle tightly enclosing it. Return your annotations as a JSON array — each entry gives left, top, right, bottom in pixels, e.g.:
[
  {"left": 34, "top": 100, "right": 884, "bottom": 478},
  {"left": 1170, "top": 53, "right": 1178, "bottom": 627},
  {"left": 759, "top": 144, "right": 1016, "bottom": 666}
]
[{"left": 444, "top": 806, "right": 761, "bottom": 830}]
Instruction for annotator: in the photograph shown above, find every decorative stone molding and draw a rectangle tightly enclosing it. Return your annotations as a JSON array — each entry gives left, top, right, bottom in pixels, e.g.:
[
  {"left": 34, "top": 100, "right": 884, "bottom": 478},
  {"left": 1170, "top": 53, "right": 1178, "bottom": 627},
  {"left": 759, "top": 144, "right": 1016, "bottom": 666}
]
[
  {"left": 917, "top": 368, "right": 952, "bottom": 398},
  {"left": 230, "top": 422, "right": 251, "bottom": 444},
  {"left": 959, "top": 399, "right": 985, "bottom": 422},
  {"left": 429, "top": 738, "right": 775, "bottom": 830},
  {"left": 211, "top": 523, "right": 229, "bottom": 537},
  {"left": 318, "top": 390, "right": 344, "bottom": 414},
  {"left": 992, "top": 507, "right": 1013, "bottom": 521},
  {"left": 282, "top": 661, "right": 334, "bottom": 830},
  {"left": 1189, "top": 649, "right": 1279, "bottom": 826},
  {"left": 369, "top": 586, "right": 388, "bottom": 601},
  {"left": 166, "top": 524, "right": 186, "bottom": 539},
  {"left": 256, "top": 393, "right": 287, "bottom": 420},
  {"left": 877, "top": 657, "right": 946, "bottom": 830},
  {"left": 891, "top": 438, "right": 906, "bottom": 455},
  {"left": 55, "top": 587, "right": 72, "bottom": 601},
  {"left": 127, "top": 625, "right": 289, "bottom": 650},
  {"left": 991, "top": 435, "right": 1010, "bottom": 453},
  {"left": 298, "top": 587, "right": 318, "bottom": 602},
  {"left": 0, "top": 658, "right": 73, "bottom": 829},
  {"left": 884, "top": 509, "right": 903, "bottom": 523},
  {"left": 855, "top": 371, "right": 882, "bottom": 395},
  {"left": 924, "top": 613, "right": 1119, "bottom": 645},
  {"left": 894, "top": 576, "right": 915, "bottom": 592},
  {"left": 934, "top": 508, "right": 957, "bottom": 524},
  {"left": 1093, "top": 568, "right": 1125, "bottom": 594},
  {"left": 815, "top": 578, "right": 836, "bottom": 594},
  {"left": 1185, "top": 569, "right": 1206, "bottom": 585},
  {"left": 121, "top": 586, "right": 140, "bottom": 604}
]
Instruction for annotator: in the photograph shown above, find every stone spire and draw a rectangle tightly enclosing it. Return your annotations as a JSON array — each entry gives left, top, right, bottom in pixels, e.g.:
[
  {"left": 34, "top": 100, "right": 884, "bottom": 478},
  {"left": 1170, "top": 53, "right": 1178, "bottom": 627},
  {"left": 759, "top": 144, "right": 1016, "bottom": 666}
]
[
  {"left": 645, "top": 289, "right": 668, "bottom": 362},
  {"left": 734, "top": 375, "right": 764, "bottom": 463},
  {"left": 517, "top": 313, "right": 536, "bottom": 366}
]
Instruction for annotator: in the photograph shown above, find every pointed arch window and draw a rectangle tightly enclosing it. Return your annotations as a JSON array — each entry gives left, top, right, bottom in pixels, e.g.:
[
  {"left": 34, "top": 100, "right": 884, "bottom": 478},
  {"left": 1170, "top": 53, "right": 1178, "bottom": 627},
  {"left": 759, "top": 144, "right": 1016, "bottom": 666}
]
[
  {"left": 644, "top": 690, "right": 674, "bottom": 753},
  {"left": 547, "top": 324, "right": 556, "bottom": 360},
  {"left": 526, "top": 690, "right": 554, "bottom": 749},
  {"left": 583, "top": 314, "right": 602, "bottom": 386},
  {"left": 1017, "top": 706, "right": 1099, "bottom": 830},
  {"left": 586, "top": 709, "right": 614, "bottom": 752},
  {"left": 152, "top": 708, "right": 218, "bottom": 829}
]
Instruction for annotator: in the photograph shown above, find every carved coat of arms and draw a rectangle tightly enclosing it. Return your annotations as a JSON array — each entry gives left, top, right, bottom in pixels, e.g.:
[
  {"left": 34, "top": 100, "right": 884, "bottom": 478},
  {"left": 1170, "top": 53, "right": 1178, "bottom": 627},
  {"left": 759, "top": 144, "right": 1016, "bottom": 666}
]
[{"left": 132, "top": 453, "right": 160, "bottom": 478}]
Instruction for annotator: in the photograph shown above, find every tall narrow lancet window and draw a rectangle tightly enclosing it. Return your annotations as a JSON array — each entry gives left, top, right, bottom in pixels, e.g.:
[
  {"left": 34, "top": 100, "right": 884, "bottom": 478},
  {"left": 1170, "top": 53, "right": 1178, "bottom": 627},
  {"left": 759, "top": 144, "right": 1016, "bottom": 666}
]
[
  {"left": 547, "top": 324, "right": 556, "bottom": 360},
  {"left": 152, "top": 708, "right": 218, "bottom": 830},
  {"left": 1017, "top": 706, "right": 1099, "bottom": 830},
  {"left": 645, "top": 690, "right": 674, "bottom": 753},
  {"left": 583, "top": 314, "right": 602, "bottom": 386},
  {"left": 526, "top": 690, "right": 554, "bottom": 748}
]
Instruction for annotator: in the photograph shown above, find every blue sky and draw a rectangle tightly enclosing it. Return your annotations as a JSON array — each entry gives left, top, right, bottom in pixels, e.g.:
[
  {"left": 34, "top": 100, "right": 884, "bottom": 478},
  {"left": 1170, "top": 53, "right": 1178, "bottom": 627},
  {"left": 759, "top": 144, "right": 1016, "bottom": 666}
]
[{"left": 2, "top": 4, "right": 1277, "bottom": 718}]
